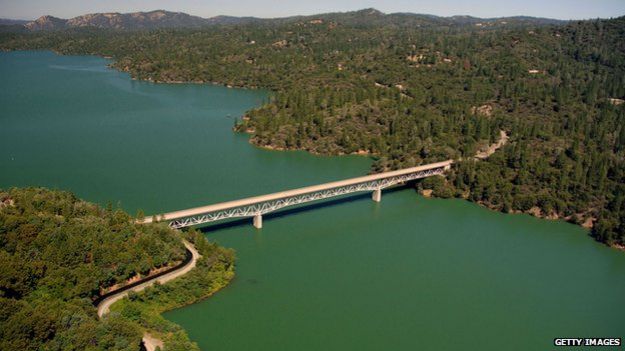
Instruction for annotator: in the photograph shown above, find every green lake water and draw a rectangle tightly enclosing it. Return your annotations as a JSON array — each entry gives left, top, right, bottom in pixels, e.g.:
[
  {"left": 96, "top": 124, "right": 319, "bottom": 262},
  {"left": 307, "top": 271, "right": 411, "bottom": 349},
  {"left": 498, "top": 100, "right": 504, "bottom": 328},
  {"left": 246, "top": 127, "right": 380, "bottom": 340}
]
[{"left": 1, "top": 51, "right": 624, "bottom": 350}]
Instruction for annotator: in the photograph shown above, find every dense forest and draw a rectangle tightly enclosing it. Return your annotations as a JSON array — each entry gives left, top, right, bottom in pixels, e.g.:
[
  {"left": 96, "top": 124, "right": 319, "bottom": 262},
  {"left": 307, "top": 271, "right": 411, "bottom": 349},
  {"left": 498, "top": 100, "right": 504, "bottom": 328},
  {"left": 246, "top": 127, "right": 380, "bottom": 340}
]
[
  {"left": 1, "top": 9, "right": 624, "bottom": 247},
  {"left": 0, "top": 188, "right": 235, "bottom": 350}
]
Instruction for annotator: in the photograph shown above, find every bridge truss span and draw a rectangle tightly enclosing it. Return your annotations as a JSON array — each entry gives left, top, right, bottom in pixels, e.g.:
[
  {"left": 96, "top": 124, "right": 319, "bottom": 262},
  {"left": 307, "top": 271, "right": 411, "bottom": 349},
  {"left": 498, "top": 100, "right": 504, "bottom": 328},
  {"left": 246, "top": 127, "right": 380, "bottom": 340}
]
[{"left": 144, "top": 160, "right": 453, "bottom": 229}]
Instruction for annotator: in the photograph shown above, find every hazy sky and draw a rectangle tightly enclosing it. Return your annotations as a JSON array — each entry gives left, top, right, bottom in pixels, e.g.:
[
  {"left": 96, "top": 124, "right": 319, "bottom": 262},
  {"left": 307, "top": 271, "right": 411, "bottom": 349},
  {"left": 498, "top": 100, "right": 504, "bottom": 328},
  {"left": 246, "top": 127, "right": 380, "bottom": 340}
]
[{"left": 1, "top": 0, "right": 624, "bottom": 20}]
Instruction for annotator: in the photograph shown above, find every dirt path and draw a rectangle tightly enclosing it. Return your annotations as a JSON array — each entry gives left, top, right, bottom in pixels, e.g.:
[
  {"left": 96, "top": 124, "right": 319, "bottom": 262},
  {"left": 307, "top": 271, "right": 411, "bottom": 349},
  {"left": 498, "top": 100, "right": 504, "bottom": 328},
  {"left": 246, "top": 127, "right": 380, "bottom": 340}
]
[
  {"left": 96, "top": 240, "right": 200, "bottom": 318},
  {"left": 475, "top": 130, "right": 509, "bottom": 159}
]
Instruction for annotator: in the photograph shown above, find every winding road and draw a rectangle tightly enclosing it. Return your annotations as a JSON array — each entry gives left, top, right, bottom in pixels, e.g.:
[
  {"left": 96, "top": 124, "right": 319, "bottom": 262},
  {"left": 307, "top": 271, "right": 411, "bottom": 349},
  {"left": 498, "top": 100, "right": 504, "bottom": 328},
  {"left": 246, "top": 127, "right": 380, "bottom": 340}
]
[{"left": 96, "top": 240, "right": 200, "bottom": 318}]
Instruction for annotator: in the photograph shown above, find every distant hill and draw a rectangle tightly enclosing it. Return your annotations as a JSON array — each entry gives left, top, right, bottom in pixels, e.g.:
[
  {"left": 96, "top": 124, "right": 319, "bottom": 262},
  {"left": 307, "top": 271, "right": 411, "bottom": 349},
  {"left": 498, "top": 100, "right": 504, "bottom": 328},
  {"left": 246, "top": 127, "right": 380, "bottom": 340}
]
[
  {"left": 0, "top": 19, "right": 30, "bottom": 32},
  {"left": 19, "top": 8, "right": 566, "bottom": 31},
  {"left": 23, "top": 10, "right": 261, "bottom": 31},
  {"left": 303, "top": 8, "right": 566, "bottom": 28},
  {"left": 0, "top": 18, "right": 30, "bottom": 25}
]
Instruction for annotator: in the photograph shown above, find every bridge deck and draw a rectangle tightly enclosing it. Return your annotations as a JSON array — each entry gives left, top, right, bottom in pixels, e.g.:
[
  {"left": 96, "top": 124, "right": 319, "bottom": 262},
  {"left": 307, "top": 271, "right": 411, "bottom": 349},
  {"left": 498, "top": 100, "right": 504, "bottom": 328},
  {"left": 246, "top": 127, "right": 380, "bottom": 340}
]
[{"left": 142, "top": 160, "right": 452, "bottom": 224}]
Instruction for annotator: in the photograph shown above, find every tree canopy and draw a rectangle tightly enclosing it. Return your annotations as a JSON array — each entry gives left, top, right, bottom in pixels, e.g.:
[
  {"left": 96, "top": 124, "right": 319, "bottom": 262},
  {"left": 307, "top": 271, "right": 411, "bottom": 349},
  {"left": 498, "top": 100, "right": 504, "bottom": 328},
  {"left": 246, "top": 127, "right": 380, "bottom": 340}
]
[{"left": 0, "top": 188, "right": 234, "bottom": 350}]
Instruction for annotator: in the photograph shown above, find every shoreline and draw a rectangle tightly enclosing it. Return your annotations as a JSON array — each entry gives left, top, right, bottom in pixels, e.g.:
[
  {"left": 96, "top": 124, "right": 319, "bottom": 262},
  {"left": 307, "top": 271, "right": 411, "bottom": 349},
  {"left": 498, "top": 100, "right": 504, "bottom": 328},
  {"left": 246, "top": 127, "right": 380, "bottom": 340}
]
[
  {"left": 249, "top": 140, "right": 373, "bottom": 157},
  {"left": 14, "top": 49, "right": 620, "bottom": 250},
  {"left": 112, "top": 61, "right": 261, "bottom": 89},
  {"left": 106, "top": 232, "right": 236, "bottom": 350},
  {"left": 420, "top": 188, "right": 624, "bottom": 252}
]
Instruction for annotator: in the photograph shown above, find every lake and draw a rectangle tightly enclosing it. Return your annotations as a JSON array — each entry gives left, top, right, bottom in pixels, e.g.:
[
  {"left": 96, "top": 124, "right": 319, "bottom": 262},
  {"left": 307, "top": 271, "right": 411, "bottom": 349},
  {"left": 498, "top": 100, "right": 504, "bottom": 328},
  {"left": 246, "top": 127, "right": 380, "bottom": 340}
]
[{"left": 1, "top": 51, "right": 623, "bottom": 350}]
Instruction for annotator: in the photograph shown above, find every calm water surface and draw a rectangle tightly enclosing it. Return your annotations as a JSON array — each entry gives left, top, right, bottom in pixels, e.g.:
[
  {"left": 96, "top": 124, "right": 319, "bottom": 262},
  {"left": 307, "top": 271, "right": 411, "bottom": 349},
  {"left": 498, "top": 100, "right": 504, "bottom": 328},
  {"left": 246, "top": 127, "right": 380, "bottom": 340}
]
[
  {"left": 0, "top": 51, "right": 368, "bottom": 213},
  {"left": 1, "top": 51, "right": 624, "bottom": 350}
]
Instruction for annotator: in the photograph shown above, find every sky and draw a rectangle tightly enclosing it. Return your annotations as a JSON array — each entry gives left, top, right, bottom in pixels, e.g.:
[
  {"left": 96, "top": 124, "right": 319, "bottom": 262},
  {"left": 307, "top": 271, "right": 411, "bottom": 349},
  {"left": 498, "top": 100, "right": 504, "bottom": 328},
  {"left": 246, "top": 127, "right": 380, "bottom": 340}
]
[{"left": 1, "top": 0, "right": 624, "bottom": 21}]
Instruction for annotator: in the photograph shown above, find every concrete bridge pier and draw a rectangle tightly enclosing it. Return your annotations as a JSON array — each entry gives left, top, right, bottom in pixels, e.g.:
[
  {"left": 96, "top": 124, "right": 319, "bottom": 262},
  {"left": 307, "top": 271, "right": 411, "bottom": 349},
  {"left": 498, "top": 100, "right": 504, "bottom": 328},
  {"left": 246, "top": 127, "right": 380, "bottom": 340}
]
[
  {"left": 372, "top": 189, "right": 382, "bottom": 202},
  {"left": 253, "top": 214, "right": 263, "bottom": 229}
]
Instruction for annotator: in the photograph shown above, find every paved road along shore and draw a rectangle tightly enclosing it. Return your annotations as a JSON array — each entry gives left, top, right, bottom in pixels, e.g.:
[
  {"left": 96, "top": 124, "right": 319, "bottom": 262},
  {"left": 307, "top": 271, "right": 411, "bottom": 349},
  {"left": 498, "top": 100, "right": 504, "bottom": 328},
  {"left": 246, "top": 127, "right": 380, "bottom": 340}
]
[{"left": 96, "top": 240, "right": 200, "bottom": 318}]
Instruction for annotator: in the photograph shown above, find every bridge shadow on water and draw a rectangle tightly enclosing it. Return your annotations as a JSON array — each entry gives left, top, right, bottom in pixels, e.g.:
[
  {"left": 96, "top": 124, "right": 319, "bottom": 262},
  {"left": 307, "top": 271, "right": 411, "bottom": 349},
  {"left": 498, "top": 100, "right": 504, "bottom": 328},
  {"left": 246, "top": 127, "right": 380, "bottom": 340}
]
[{"left": 195, "top": 182, "right": 417, "bottom": 234}]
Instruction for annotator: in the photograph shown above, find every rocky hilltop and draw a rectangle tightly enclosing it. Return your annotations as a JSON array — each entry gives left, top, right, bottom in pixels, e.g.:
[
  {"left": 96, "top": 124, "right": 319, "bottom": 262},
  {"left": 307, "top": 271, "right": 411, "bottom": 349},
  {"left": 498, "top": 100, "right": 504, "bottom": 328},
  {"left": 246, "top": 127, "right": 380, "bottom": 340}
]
[
  {"left": 24, "top": 10, "right": 258, "bottom": 31},
  {"left": 24, "top": 15, "right": 68, "bottom": 30},
  {"left": 66, "top": 11, "right": 206, "bottom": 29}
]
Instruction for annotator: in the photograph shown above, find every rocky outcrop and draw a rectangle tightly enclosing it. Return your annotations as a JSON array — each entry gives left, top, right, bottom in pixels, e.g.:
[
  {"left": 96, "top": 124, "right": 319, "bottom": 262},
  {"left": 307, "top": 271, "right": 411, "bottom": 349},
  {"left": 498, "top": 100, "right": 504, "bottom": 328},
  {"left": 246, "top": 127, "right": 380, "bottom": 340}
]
[
  {"left": 25, "top": 15, "right": 68, "bottom": 30},
  {"left": 65, "top": 11, "right": 207, "bottom": 30}
]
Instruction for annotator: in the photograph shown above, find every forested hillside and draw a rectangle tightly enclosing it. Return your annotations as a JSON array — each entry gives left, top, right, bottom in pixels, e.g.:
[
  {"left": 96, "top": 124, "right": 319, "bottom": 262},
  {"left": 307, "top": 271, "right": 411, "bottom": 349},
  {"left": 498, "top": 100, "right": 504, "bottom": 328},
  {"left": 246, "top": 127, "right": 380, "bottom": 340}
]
[
  {"left": 0, "top": 188, "right": 234, "bottom": 350},
  {"left": 1, "top": 9, "right": 623, "bottom": 246}
]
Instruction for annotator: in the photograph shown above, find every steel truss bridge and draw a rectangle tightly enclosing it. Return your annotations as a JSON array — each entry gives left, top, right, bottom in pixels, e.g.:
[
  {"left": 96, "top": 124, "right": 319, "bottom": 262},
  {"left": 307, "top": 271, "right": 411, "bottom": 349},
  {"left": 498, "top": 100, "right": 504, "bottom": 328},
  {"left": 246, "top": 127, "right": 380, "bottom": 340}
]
[{"left": 141, "top": 160, "right": 453, "bottom": 229}]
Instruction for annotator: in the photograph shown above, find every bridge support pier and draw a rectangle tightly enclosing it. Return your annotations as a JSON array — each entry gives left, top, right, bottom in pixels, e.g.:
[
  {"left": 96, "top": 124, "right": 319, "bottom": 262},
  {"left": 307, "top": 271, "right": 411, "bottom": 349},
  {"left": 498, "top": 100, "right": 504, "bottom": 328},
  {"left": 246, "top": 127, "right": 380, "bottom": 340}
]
[
  {"left": 372, "top": 189, "right": 382, "bottom": 202},
  {"left": 253, "top": 214, "right": 263, "bottom": 229}
]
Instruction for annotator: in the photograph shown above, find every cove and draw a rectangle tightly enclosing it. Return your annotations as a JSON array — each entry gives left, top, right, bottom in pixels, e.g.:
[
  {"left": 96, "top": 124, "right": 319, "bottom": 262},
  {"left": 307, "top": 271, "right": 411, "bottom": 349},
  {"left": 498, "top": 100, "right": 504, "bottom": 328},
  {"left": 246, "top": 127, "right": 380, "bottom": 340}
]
[
  {"left": 1, "top": 51, "right": 624, "bottom": 350},
  {"left": 0, "top": 51, "right": 370, "bottom": 214}
]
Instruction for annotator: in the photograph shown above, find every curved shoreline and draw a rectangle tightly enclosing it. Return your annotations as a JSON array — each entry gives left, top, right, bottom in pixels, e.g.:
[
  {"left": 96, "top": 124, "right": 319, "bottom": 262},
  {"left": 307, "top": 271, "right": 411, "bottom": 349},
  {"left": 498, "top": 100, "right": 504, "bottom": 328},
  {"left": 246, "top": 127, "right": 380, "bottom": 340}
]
[{"left": 95, "top": 240, "right": 200, "bottom": 318}]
